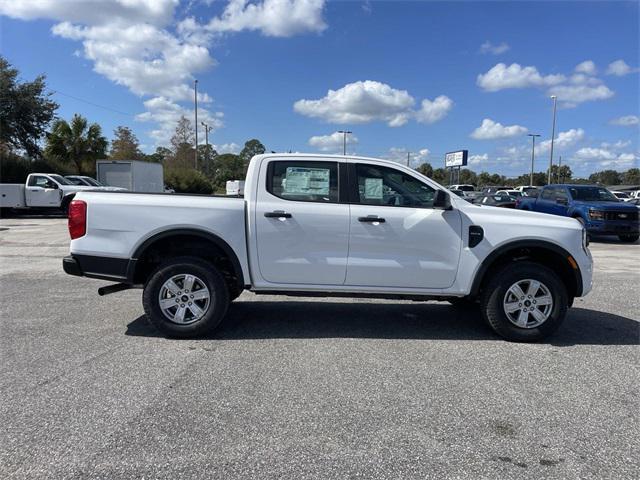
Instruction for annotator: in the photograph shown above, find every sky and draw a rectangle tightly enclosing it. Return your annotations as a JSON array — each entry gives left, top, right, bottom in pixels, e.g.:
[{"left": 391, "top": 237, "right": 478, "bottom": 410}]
[{"left": 1, "top": 0, "right": 638, "bottom": 177}]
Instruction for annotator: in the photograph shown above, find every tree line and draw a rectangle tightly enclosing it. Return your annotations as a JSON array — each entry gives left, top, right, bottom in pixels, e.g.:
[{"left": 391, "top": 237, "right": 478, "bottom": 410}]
[{"left": 1, "top": 55, "right": 638, "bottom": 193}]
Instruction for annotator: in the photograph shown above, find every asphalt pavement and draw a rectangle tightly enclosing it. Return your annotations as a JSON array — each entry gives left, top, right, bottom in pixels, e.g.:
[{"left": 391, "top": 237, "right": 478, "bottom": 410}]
[{"left": 0, "top": 217, "right": 638, "bottom": 479}]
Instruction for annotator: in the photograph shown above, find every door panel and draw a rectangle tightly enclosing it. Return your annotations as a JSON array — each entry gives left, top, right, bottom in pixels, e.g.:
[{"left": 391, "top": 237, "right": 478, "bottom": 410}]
[
  {"left": 346, "top": 205, "right": 462, "bottom": 288},
  {"left": 345, "top": 163, "right": 462, "bottom": 289},
  {"left": 255, "top": 160, "right": 350, "bottom": 285},
  {"left": 25, "top": 176, "right": 60, "bottom": 207}
]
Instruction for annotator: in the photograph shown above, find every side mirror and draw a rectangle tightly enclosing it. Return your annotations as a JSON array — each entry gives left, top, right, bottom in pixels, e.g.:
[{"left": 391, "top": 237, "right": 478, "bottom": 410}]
[
  {"left": 434, "top": 190, "right": 452, "bottom": 210},
  {"left": 46, "top": 181, "right": 58, "bottom": 189}
]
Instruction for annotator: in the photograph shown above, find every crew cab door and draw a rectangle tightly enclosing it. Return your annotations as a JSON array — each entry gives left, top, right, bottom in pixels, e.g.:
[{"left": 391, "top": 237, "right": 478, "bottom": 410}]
[
  {"left": 25, "top": 175, "right": 61, "bottom": 207},
  {"left": 254, "top": 159, "right": 350, "bottom": 285},
  {"left": 345, "top": 162, "right": 462, "bottom": 289},
  {"left": 537, "top": 187, "right": 568, "bottom": 215}
]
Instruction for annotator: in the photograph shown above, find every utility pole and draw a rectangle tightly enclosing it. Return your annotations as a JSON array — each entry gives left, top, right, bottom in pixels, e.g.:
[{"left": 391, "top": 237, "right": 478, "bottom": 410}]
[
  {"left": 194, "top": 79, "right": 199, "bottom": 170},
  {"left": 528, "top": 133, "right": 541, "bottom": 186},
  {"left": 548, "top": 95, "right": 558, "bottom": 185},
  {"left": 338, "top": 130, "right": 352, "bottom": 155},
  {"left": 558, "top": 155, "right": 562, "bottom": 183},
  {"left": 201, "top": 121, "right": 213, "bottom": 168},
  {"left": 406, "top": 151, "right": 410, "bottom": 167}
]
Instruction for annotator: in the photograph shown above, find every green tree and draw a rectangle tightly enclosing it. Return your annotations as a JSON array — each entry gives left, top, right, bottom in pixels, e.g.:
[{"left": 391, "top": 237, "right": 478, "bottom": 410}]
[
  {"left": 239, "top": 139, "right": 266, "bottom": 172},
  {"left": 416, "top": 162, "right": 433, "bottom": 178},
  {"left": 458, "top": 168, "right": 478, "bottom": 186},
  {"left": 110, "top": 126, "right": 143, "bottom": 160},
  {"left": 212, "top": 153, "right": 245, "bottom": 192},
  {"left": 44, "top": 114, "right": 108, "bottom": 174},
  {"left": 0, "top": 56, "right": 58, "bottom": 158},
  {"left": 431, "top": 168, "right": 448, "bottom": 185},
  {"left": 549, "top": 164, "right": 572, "bottom": 183},
  {"left": 198, "top": 144, "right": 218, "bottom": 178},
  {"left": 589, "top": 169, "right": 621, "bottom": 186},
  {"left": 145, "top": 146, "right": 172, "bottom": 163},
  {"left": 166, "top": 115, "right": 195, "bottom": 169},
  {"left": 622, "top": 168, "right": 640, "bottom": 185}
]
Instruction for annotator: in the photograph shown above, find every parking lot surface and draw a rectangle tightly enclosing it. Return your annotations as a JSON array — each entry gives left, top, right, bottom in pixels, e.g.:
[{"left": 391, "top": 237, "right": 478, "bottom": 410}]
[{"left": 1, "top": 217, "right": 638, "bottom": 479}]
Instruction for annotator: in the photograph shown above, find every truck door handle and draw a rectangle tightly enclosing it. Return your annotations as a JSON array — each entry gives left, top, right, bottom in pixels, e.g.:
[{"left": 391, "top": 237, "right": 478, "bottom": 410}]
[
  {"left": 264, "top": 210, "right": 292, "bottom": 218},
  {"left": 358, "top": 216, "right": 385, "bottom": 223}
]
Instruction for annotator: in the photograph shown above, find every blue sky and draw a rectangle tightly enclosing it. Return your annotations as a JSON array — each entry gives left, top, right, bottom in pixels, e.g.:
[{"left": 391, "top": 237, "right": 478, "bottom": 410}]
[{"left": 1, "top": 0, "right": 638, "bottom": 177}]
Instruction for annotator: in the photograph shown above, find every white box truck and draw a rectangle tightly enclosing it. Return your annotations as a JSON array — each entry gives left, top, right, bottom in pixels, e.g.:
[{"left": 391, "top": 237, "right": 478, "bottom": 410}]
[
  {"left": 226, "top": 180, "right": 245, "bottom": 196},
  {"left": 96, "top": 160, "right": 164, "bottom": 193}
]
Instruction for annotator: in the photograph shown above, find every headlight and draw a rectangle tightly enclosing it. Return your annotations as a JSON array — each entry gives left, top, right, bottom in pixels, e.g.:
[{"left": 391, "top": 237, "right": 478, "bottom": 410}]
[
  {"left": 589, "top": 209, "right": 605, "bottom": 220},
  {"left": 582, "top": 227, "right": 589, "bottom": 251}
]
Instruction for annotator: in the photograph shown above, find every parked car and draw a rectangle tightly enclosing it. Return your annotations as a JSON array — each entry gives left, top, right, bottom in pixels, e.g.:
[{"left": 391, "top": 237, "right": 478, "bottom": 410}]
[
  {"left": 450, "top": 184, "right": 475, "bottom": 192},
  {"left": 64, "top": 154, "right": 593, "bottom": 342},
  {"left": 1, "top": 173, "right": 93, "bottom": 212},
  {"left": 476, "top": 194, "right": 518, "bottom": 208},
  {"left": 626, "top": 198, "right": 640, "bottom": 208},
  {"left": 516, "top": 184, "right": 639, "bottom": 242},
  {"left": 514, "top": 186, "right": 539, "bottom": 196},
  {"left": 497, "top": 189, "right": 523, "bottom": 198},
  {"left": 482, "top": 186, "right": 509, "bottom": 194},
  {"left": 449, "top": 189, "right": 465, "bottom": 197},
  {"left": 611, "top": 191, "right": 631, "bottom": 201},
  {"left": 65, "top": 175, "right": 127, "bottom": 191}
]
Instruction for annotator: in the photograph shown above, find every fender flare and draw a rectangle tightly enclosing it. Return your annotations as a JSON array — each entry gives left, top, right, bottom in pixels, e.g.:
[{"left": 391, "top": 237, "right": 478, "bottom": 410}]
[
  {"left": 469, "top": 239, "right": 583, "bottom": 297},
  {"left": 128, "top": 228, "right": 245, "bottom": 288}
]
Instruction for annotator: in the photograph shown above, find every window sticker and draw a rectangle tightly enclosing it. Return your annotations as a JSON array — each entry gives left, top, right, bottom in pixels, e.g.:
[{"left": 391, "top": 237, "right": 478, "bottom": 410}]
[
  {"left": 364, "top": 178, "right": 383, "bottom": 199},
  {"left": 284, "top": 167, "right": 330, "bottom": 195}
]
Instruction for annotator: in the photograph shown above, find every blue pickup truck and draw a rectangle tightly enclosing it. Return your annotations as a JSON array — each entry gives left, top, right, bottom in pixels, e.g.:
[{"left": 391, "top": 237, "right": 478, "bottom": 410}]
[{"left": 516, "top": 184, "right": 639, "bottom": 242}]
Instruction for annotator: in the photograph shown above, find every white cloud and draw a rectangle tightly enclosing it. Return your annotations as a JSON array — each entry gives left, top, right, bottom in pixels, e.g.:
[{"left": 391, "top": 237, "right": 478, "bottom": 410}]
[
  {"left": 468, "top": 153, "right": 489, "bottom": 166},
  {"left": 470, "top": 118, "right": 527, "bottom": 140},
  {"left": 479, "top": 41, "right": 510, "bottom": 55},
  {"left": 548, "top": 84, "right": 614, "bottom": 108},
  {"left": 477, "top": 63, "right": 565, "bottom": 91},
  {"left": 605, "top": 59, "right": 635, "bottom": 76},
  {"left": 574, "top": 147, "right": 617, "bottom": 161},
  {"left": 308, "top": 131, "right": 358, "bottom": 152},
  {"left": 538, "top": 128, "right": 586, "bottom": 153},
  {"left": 136, "top": 96, "right": 223, "bottom": 145},
  {"left": 415, "top": 96, "right": 454, "bottom": 124},
  {"left": 573, "top": 146, "right": 637, "bottom": 170},
  {"left": 0, "top": 0, "right": 178, "bottom": 26},
  {"left": 213, "top": 142, "right": 241, "bottom": 154},
  {"left": 384, "top": 147, "right": 431, "bottom": 167},
  {"left": 294, "top": 81, "right": 452, "bottom": 126},
  {"left": 610, "top": 115, "right": 639, "bottom": 126},
  {"left": 207, "top": 0, "right": 326, "bottom": 37},
  {"left": 575, "top": 60, "right": 596, "bottom": 75}
]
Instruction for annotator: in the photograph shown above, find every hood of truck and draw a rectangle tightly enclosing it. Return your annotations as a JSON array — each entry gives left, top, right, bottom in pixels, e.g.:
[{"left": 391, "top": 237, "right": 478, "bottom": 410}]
[
  {"left": 461, "top": 202, "right": 583, "bottom": 230},
  {"left": 571, "top": 200, "right": 637, "bottom": 211}
]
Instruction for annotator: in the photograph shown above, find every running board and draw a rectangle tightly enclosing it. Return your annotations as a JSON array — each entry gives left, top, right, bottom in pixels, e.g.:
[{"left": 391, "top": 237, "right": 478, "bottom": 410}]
[{"left": 98, "top": 283, "right": 138, "bottom": 296}]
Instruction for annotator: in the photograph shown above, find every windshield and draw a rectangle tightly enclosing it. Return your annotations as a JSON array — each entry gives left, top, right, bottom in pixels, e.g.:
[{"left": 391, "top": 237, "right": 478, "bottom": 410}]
[
  {"left": 83, "top": 177, "right": 103, "bottom": 186},
  {"left": 569, "top": 187, "right": 618, "bottom": 202},
  {"left": 49, "top": 174, "right": 73, "bottom": 185}
]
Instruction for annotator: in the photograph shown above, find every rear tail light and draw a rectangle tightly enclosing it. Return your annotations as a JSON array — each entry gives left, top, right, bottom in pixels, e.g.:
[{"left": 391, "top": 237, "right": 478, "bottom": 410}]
[{"left": 68, "top": 200, "right": 87, "bottom": 239}]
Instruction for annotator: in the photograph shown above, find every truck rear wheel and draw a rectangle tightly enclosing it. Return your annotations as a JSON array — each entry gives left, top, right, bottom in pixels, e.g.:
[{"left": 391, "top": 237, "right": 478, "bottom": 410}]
[
  {"left": 142, "top": 256, "right": 229, "bottom": 338},
  {"left": 480, "top": 262, "right": 568, "bottom": 342}
]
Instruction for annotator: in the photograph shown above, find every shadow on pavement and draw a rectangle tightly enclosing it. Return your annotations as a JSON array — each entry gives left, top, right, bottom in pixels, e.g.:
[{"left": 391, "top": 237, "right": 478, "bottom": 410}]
[{"left": 126, "top": 301, "right": 639, "bottom": 346}]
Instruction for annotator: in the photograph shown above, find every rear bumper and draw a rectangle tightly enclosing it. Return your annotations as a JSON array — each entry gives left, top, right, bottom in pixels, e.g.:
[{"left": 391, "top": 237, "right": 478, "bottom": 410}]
[{"left": 63, "top": 254, "right": 133, "bottom": 282}]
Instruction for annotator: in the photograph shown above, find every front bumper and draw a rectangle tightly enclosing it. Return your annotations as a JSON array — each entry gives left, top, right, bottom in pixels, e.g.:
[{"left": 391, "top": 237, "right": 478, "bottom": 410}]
[{"left": 586, "top": 220, "right": 639, "bottom": 235}]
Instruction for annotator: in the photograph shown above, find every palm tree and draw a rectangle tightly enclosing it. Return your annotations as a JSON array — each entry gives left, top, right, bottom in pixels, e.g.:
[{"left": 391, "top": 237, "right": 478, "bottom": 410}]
[{"left": 45, "top": 114, "right": 108, "bottom": 174}]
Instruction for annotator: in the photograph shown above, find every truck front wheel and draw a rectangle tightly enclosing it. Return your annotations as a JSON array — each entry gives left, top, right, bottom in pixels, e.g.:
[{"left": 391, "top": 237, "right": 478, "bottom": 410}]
[
  {"left": 618, "top": 234, "right": 639, "bottom": 243},
  {"left": 480, "top": 262, "right": 568, "bottom": 342},
  {"left": 142, "top": 256, "right": 229, "bottom": 338}
]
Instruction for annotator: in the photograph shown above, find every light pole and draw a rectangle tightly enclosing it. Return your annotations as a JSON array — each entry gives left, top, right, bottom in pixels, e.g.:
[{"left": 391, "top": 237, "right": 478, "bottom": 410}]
[
  {"left": 201, "top": 121, "right": 213, "bottom": 167},
  {"left": 337, "top": 130, "right": 352, "bottom": 156},
  {"left": 194, "top": 79, "right": 199, "bottom": 170},
  {"left": 406, "top": 151, "right": 411, "bottom": 167},
  {"left": 548, "top": 95, "right": 558, "bottom": 185},
  {"left": 528, "top": 133, "right": 541, "bottom": 186}
]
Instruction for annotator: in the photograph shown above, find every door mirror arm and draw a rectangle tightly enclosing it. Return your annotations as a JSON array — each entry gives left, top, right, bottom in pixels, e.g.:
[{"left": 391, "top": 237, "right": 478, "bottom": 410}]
[{"left": 433, "top": 190, "right": 452, "bottom": 210}]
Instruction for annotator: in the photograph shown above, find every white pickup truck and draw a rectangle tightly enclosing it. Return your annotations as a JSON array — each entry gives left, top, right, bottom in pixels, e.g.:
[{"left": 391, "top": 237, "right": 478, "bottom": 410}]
[
  {"left": 63, "top": 154, "right": 593, "bottom": 341},
  {"left": 1, "top": 173, "right": 95, "bottom": 212}
]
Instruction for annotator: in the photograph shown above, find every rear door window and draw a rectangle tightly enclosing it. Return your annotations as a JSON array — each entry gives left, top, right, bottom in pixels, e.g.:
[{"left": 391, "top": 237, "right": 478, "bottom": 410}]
[{"left": 267, "top": 161, "right": 339, "bottom": 203}]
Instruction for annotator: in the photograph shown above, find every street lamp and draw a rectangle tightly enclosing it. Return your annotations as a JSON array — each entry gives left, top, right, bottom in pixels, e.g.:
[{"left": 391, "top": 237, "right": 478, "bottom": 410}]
[
  {"left": 194, "top": 79, "right": 199, "bottom": 170},
  {"left": 548, "top": 95, "right": 558, "bottom": 185},
  {"left": 337, "top": 130, "right": 352, "bottom": 156},
  {"left": 528, "top": 133, "right": 541, "bottom": 186}
]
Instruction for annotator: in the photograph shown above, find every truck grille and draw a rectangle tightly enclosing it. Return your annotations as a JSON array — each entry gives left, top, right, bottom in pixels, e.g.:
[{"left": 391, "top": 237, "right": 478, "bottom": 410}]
[{"left": 604, "top": 211, "right": 639, "bottom": 221}]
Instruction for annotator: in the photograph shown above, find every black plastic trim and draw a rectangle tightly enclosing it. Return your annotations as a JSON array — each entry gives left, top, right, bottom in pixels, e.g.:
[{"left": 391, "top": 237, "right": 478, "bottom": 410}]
[
  {"left": 469, "top": 240, "right": 583, "bottom": 297},
  {"left": 130, "top": 228, "right": 245, "bottom": 288},
  {"left": 468, "top": 226, "right": 484, "bottom": 248},
  {"left": 63, "top": 254, "right": 130, "bottom": 281}
]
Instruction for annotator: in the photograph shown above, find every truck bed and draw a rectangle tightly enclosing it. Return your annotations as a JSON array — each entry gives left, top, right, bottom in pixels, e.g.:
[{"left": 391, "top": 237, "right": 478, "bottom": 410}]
[{"left": 70, "top": 191, "right": 249, "bottom": 279}]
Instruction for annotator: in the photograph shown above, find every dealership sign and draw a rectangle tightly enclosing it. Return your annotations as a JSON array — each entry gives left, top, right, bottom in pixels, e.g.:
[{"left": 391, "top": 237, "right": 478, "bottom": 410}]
[{"left": 445, "top": 150, "right": 468, "bottom": 167}]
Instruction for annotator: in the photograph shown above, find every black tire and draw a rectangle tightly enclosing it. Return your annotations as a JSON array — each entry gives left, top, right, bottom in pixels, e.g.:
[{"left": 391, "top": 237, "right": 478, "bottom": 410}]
[
  {"left": 142, "top": 256, "right": 229, "bottom": 338},
  {"left": 480, "top": 261, "right": 568, "bottom": 342},
  {"left": 618, "top": 234, "right": 639, "bottom": 243}
]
